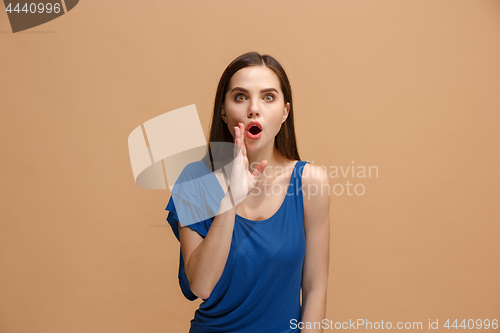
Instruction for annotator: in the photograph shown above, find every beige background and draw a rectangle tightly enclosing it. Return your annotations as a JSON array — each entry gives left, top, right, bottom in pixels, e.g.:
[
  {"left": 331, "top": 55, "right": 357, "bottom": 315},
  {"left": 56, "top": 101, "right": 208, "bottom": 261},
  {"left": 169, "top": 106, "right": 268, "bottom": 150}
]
[{"left": 1, "top": 0, "right": 499, "bottom": 332}]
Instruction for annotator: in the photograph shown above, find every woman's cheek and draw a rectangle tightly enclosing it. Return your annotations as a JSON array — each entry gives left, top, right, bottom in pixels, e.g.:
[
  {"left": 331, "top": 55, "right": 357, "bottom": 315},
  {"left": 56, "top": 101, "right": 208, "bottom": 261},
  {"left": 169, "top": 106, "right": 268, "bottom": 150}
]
[
  {"left": 272, "top": 118, "right": 283, "bottom": 136},
  {"left": 228, "top": 124, "right": 235, "bottom": 138}
]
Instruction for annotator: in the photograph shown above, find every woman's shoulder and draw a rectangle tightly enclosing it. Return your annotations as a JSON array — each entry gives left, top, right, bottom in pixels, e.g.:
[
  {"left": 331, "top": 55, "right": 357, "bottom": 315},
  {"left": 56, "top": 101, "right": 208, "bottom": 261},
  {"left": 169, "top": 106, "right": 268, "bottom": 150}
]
[
  {"left": 175, "top": 159, "right": 213, "bottom": 181},
  {"left": 170, "top": 159, "right": 215, "bottom": 198},
  {"left": 301, "top": 162, "right": 330, "bottom": 188},
  {"left": 301, "top": 162, "right": 330, "bottom": 227}
]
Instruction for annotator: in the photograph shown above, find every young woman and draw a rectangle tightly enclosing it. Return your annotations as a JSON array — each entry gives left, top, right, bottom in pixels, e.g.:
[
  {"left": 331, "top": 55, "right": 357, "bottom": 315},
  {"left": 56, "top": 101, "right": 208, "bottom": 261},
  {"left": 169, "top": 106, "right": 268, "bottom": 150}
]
[{"left": 166, "top": 52, "right": 330, "bottom": 333}]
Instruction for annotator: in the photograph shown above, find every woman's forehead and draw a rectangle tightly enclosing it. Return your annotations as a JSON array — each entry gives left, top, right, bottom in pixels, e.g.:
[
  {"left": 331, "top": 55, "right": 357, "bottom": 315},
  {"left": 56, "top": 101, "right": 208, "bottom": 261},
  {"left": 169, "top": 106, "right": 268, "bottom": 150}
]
[{"left": 229, "top": 66, "right": 281, "bottom": 91}]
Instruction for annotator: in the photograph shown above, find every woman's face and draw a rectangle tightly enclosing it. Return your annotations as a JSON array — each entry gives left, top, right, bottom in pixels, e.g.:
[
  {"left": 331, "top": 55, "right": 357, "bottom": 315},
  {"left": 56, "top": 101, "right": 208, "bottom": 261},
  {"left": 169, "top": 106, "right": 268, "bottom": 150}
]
[{"left": 222, "top": 65, "right": 290, "bottom": 152}]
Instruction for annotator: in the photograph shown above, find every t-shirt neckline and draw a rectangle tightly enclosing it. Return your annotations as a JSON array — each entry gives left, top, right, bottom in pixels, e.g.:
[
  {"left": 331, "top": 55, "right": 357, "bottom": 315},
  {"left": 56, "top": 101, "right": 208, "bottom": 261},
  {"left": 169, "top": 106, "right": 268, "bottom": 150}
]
[{"left": 214, "top": 160, "right": 300, "bottom": 224}]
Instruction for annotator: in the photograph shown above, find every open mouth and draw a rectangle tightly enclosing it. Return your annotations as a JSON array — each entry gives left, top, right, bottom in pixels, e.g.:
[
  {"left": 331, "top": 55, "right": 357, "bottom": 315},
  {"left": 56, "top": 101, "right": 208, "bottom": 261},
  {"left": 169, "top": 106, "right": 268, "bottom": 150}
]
[
  {"left": 246, "top": 121, "right": 262, "bottom": 139},
  {"left": 249, "top": 125, "right": 262, "bottom": 135}
]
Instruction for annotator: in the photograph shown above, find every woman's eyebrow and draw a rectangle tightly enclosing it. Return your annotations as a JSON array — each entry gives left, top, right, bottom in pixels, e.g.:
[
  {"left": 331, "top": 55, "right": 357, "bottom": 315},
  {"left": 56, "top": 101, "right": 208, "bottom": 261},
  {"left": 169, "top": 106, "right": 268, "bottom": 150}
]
[{"left": 231, "top": 87, "right": 279, "bottom": 94}]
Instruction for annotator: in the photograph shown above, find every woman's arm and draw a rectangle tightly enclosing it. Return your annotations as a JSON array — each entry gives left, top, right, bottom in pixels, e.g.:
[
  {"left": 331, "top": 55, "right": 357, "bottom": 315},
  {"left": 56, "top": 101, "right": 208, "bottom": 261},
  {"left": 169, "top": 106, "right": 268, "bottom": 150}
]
[
  {"left": 180, "top": 194, "right": 236, "bottom": 300},
  {"left": 300, "top": 164, "right": 331, "bottom": 332},
  {"left": 179, "top": 123, "right": 267, "bottom": 300}
]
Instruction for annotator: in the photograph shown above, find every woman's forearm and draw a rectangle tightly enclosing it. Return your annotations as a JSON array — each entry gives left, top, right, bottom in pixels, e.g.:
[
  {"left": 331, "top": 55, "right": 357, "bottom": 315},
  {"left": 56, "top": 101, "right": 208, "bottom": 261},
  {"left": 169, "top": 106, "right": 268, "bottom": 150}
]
[
  {"left": 184, "top": 194, "right": 236, "bottom": 299},
  {"left": 301, "top": 288, "right": 327, "bottom": 332}
]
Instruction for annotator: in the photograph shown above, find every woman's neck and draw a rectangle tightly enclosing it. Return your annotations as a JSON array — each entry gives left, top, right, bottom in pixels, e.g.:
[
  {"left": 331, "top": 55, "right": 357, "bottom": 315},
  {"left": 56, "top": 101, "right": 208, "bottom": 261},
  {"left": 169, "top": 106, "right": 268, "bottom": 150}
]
[{"left": 246, "top": 139, "right": 287, "bottom": 173}]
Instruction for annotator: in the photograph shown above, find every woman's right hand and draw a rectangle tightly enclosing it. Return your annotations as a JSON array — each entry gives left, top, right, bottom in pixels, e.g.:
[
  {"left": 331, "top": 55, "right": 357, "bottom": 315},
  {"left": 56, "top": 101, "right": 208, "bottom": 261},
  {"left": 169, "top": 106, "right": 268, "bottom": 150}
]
[{"left": 227, "top": 122, "right": 268, "bottom": 206}]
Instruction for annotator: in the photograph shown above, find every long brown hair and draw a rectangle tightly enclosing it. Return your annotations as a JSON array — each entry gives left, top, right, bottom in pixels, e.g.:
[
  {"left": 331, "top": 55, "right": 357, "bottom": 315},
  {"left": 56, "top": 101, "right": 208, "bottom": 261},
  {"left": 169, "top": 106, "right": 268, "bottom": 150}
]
[{"left": 207, "top": 52, "right": 300, "bottom": 165}]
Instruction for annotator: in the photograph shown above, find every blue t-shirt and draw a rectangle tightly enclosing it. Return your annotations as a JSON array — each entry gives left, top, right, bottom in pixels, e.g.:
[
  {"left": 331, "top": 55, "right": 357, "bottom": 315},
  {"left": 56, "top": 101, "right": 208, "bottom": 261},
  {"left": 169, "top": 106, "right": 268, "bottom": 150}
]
[{"left": 166, "top": 160, "right": 309, "bottom": 333}]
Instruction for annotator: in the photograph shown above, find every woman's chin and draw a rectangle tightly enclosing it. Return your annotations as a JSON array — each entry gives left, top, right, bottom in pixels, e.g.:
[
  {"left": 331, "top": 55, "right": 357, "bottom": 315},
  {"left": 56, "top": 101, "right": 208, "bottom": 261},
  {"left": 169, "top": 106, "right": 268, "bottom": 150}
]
[
  {"left": 245, "top": 140, "right": 271, "bottom": 153},
  {"left": 245, "top": 141, "right": 263, "bottom": 152},
  {"left": 245, "top": 145, "right": 260, "bottom": 152}
]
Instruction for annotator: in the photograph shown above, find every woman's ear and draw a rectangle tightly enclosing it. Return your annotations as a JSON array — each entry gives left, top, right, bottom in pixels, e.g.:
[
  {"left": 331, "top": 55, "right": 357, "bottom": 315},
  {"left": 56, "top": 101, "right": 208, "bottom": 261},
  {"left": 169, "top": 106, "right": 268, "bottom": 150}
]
[
  {"left": 221, "top": 108, "right": 227, "bottom": 123},
  {"left": 282, "top": 102, "right": 290, "bottom": 124}
]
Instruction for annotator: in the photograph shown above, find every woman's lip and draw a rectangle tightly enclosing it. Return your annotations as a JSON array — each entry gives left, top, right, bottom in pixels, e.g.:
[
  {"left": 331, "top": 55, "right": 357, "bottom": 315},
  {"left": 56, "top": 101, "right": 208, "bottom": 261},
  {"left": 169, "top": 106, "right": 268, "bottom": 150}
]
[
  {"left": 246, "top": 121, "right": 262, "bottom": 131},
  {"left": 246, "top": 121, "right": 262, "bottom": 140}
]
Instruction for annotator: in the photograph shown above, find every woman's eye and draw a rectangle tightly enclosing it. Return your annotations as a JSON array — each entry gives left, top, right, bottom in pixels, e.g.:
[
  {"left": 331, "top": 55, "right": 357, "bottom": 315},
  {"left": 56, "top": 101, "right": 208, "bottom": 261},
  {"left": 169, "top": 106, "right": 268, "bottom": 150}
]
[
  {"left": 235, "top": 94, "right": 246, "bottom": 101},
  {"left": 264, "top": 94, "right": 274, "bottom": 101}
]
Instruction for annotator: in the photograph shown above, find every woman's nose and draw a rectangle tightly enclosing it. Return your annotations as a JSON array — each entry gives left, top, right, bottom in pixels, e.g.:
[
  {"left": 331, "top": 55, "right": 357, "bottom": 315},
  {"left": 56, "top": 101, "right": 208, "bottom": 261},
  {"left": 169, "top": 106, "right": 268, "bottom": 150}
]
[{"left": 247, "top": 100, "right": 260, "bottom": 118}]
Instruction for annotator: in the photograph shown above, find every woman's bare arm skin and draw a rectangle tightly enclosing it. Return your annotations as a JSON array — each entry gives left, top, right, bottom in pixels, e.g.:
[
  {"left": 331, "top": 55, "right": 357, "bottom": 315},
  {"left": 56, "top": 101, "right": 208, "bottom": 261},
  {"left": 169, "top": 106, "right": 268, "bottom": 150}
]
[
  {"left": 177, "top": 123, "right": 267, "bottom": 300},
  {"left": 301, "top": 164, "right": 331, "bottom": 333},
  {"left": 179, "top": 194, "right": 236, "bottom": 300}
]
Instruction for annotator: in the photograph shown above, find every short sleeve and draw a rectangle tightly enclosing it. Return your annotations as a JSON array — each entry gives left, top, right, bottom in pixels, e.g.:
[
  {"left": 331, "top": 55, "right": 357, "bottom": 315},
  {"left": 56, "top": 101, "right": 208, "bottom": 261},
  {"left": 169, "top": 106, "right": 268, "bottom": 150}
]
[
  {"left": 164, "top": 160, "right": 225, "bottom": 301},
  {"left": 166, "top": 196, "right": 209, "bottom": 301},
  {"left": 166, "top": 195, "right": 210, "bottom": 241}
]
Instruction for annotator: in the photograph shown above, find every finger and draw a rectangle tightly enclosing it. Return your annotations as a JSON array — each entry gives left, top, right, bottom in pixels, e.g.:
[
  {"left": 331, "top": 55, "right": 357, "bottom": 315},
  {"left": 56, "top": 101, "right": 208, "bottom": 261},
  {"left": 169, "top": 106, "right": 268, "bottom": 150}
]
[
  {"left": 251, "top": 160, "right": 268, "bottom": 180},
  {"left": 239, "top": 123, "right": 247, "bottom": 157},
  {"left": 234, "top": 125, "right": 240, "bottom": 143},
  {"left": 234, "top": 126, "right": 240, "bottom": 158},
  {"left": 234, "top": 139, "right": 238, "bottom": 158},
  {"left": 233, "top": 133, "right": 244, "bottom": 166}
]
